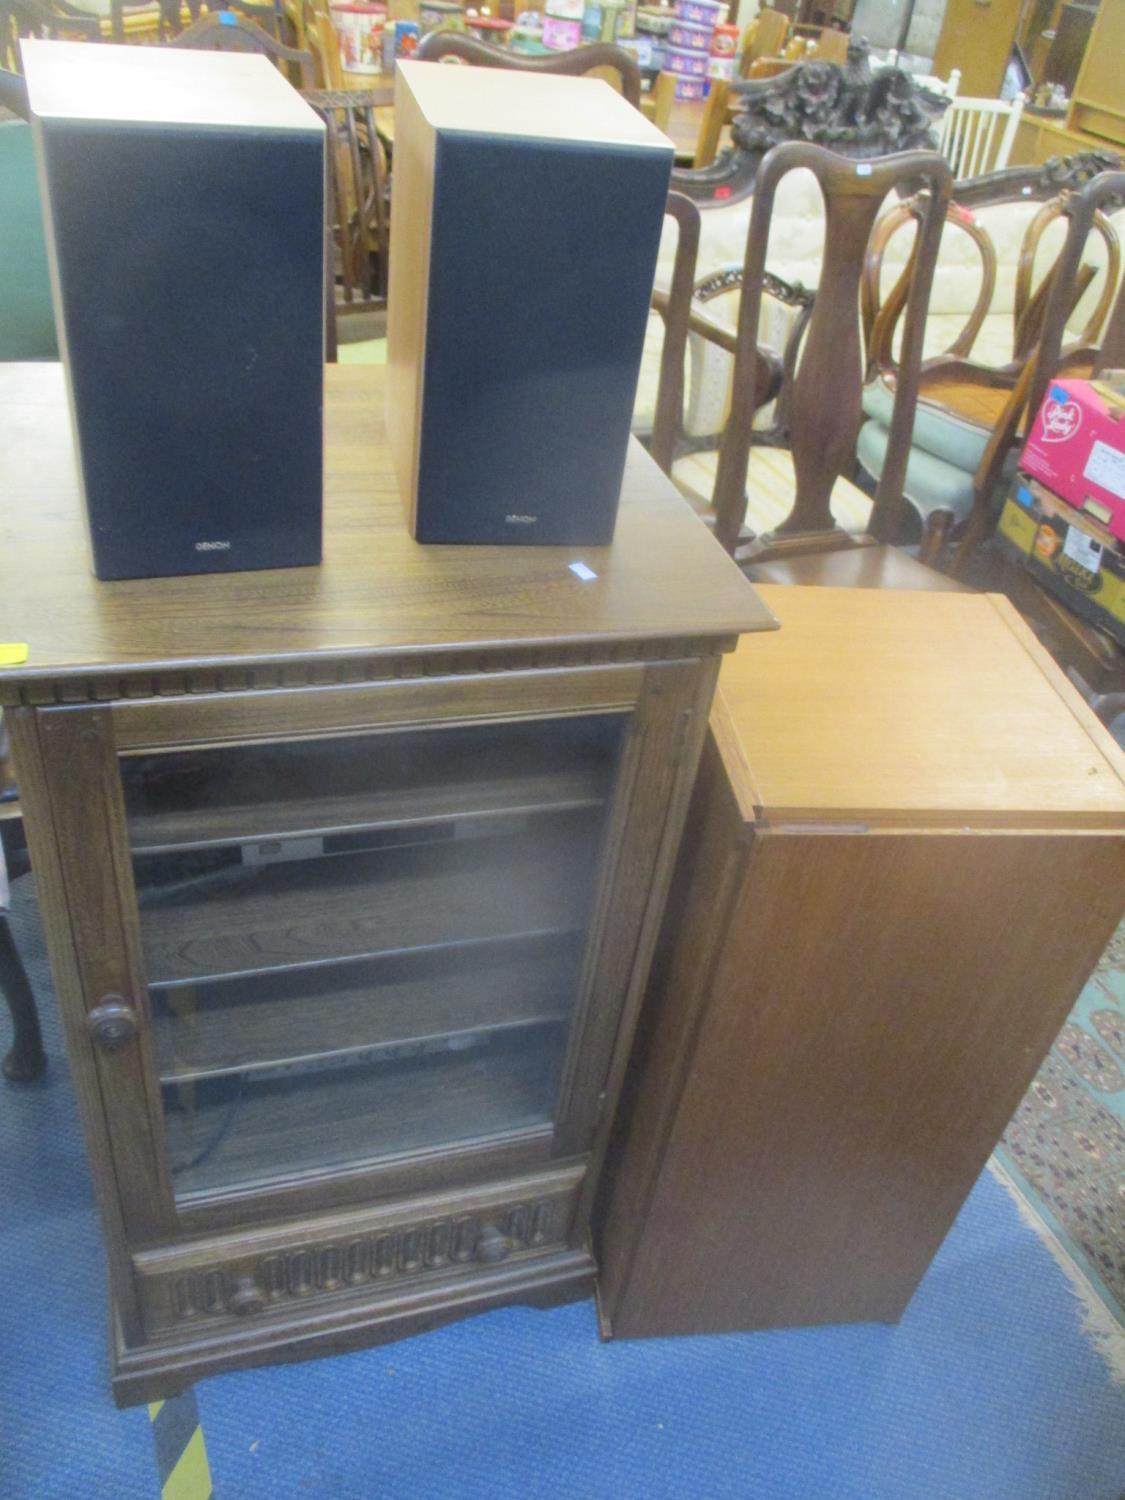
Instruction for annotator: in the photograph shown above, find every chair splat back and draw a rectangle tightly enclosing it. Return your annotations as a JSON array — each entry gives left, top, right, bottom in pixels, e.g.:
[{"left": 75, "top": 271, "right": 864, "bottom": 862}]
[
  {"left": 303, "top": 86, "right": 393, "bottom": 357},
  {"left": 864, "top": 196, "right": 997, "bottom": 370},
  {"left": 1014, "top": 195, "right": 1121, "bottom": 363},
  {"left": 413, "top": 32, "right": 642, "bottom": 108},
  {"left": 1, "top": 0, "right": 100, "bottom": 66},
  {"left": 168, "top": 11, "right": 315, "bottom": 87},
  {"left": 649, "top": 191, "right": 701, "bottom": 476},
  {"left": 710, "top": 142, "right": 952, "bottom": 555}
]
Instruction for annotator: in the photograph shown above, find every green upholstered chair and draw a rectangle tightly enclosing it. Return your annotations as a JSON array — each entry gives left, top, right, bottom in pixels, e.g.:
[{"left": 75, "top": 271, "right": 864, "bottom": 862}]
[
  {"left": 855, "top": 372, "right": 1020, "bottom": 561},
  {"left": 0, "top": 116, "right": 58, "bottom": 361}
]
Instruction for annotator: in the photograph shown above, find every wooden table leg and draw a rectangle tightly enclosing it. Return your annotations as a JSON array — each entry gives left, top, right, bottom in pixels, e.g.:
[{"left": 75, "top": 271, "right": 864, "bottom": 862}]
[{"left": 1, "top": 911, "right": 46, "bottom": 1083}]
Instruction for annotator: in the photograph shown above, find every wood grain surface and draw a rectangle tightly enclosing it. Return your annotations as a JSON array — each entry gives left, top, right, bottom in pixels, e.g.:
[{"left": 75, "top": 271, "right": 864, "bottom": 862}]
[
  {"left": 720, "top": 585, "right": 1125, "bottom": 828},
  {"left": 2, "top": 357, "right": 765, "bottom": 1401},
  {"left": 597, "top": 582, "right": 1125, "bottom": 1339},
  {"left": 601, "top": 809, "right": 1125, "bottom": 1335},
  {"left": 0, "top": 364, "right": 772, "bottom": 701}
]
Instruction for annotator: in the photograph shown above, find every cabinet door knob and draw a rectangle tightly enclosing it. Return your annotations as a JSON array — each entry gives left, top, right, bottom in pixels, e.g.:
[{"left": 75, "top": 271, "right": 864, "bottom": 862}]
[
  {"left": 87, "top": 998, "right": 138, "bottom": 1052},
  {"left": 229, "top": 1277, "right": 265, "bottom": 1317},
  {"left": 476, "top": 1226, "right": 513, "bottom": 1264}
]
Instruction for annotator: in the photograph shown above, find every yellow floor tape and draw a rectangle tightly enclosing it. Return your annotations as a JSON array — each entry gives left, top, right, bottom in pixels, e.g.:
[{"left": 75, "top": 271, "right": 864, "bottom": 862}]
[{"left": 148, "top": 1390, "right": 213, "bottom": 1500}]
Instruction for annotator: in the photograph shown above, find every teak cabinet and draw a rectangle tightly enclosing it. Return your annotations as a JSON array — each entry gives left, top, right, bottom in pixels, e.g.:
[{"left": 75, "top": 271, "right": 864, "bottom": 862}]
[
  {"left": 598, "top": 586, "right": 1125, "bottom": 1339},
  {"left": 0, "top": 363, "right": 772, "bottom": 1404}
]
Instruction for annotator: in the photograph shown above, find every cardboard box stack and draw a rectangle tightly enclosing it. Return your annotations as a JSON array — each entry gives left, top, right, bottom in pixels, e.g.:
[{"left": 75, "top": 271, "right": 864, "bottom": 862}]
[{"left": 997, "top": 374, "right": 1125, "bottom": 645}]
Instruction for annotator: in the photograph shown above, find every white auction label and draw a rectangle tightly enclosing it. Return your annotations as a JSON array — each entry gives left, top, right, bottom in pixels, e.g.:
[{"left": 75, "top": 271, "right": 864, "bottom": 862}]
[
  {"left": 1084, "top": 438, "right": 1125, "bottom": 502},
  {"left": 1063, "top": 524, "right": 1103, "bottom": 573}
]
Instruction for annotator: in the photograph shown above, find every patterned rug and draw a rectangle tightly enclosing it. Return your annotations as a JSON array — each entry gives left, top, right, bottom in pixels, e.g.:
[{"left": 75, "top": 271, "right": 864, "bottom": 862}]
[{"left": 997, "top": 921, "right": 1125, "bottom": 1326}]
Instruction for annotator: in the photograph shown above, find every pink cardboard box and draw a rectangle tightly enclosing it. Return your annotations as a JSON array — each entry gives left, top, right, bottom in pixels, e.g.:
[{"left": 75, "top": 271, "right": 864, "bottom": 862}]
[{"left": 1020, "top": 378, "right": 1125, "bottom": 542}]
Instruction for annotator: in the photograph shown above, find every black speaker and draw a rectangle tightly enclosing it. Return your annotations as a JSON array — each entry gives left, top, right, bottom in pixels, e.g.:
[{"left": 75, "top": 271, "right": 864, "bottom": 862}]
[
  {"left": 387, "top": 62, "right": 673, "bottom": 546},
  {"left": 24, "top": 41, "right": 325, "bottom": 581}
]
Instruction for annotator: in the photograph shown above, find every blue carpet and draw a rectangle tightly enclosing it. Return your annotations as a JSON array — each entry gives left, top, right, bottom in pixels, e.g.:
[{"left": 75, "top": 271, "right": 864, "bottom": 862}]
[{"left": 4, "top": 876, "right": 1125, "bottom": 1499}]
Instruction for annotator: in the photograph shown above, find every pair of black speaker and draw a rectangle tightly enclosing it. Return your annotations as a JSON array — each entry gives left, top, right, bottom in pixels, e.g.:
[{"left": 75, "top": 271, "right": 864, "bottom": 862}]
[{"left": 24, "top": 43, "right": 673, "bottom": 580}]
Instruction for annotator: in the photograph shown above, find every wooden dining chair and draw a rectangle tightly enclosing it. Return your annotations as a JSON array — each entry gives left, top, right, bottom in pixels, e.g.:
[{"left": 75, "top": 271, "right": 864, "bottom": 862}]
[
  {"left": 867, "top": 187, "right": 1116, "bottom": 382},
  {"left": 189, "top": 0, "right": 287, "bottom": 38},
  {"left": 646, "top": 68, "right": 676, "bottom": 136},
  {"left": 648, "top": 191, "right": 701, "bottom": 476},
  {"left": 300, "top": 0, "right": 344, "bottom": 88},
  {"left": 952, "top": 168, "right": 1125, "bottom": 573},
  {"left": 691, "top": 79, "right": 731, "bottom": 170},
  {"left": 738, "top": 6, "right": 789, "bottom": 76},
  {"left": 413, "top": 32, "right": 642, "bottom": 109},
  {"left": 694, "top": 10, "right": 795, "bottom": 168},
  {"left": 694, "top": 141, "right": 952, "bottom": 564},
  {"left": 1, "top": 0, "right": 99, "bottom": 66},
  {"left": 167, "top": 10, "right": 315, "bottom": 85},
  {"left": 980, "top": 176, "right": 1125, "bottom": 718},
  {"left": 1011, "top": 195, "right": 1119, "bottom": 364},
  {"left": 863, "top": 195, "right": 998, "bottom": 372},
  {"left": 303, "top": 87, "right": 393, "bottom": 359},
  {"left": 860, "top": 173, "right": 1123, "bottom": 575},
  {"left": 100, "top": 0, "right": 185, "bottom": 45}
]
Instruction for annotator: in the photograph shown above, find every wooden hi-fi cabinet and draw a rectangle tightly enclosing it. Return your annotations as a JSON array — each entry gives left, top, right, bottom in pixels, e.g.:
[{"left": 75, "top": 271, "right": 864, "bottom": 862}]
[{"left": 0, "top": 362, "right": 771, "bottom": 1404}]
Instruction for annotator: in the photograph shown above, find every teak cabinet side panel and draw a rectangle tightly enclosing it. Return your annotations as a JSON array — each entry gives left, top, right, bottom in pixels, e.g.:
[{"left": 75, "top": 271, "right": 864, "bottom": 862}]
[
  {"left": 604, "top": 825, "right": 1125, "bottom": 1337},
  {"left": 596, "top": 732, "right": 750, "bottom": 1327}
]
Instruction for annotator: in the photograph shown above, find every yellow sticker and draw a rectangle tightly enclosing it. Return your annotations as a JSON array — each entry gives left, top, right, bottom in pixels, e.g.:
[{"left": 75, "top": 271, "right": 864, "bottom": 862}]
[{"left": 0, "top": 645, "right": 28, "bottom": 666}]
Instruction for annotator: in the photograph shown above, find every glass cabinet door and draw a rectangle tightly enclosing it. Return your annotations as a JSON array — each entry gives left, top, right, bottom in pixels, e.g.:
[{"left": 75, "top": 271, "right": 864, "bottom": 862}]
[{"left": 117, "top": 716, "right": 623, "bottom": 1206}]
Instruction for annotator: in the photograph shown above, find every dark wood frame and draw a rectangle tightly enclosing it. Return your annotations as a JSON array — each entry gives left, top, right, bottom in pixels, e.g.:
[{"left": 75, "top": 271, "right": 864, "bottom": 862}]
[
  {"left": 167, "top": 10, "right": 315, "bottom": 86},
  {"left": 951, "top": 168, "right": 1125, "bottom": 573},
  {"left": 303, "top": 87, "right": 394, "bottom": 359},
  {"left": 1, "top": 0, "right": 99, "bottom": 68},
  {"left": 9, "top": 643, "right": 722, "bottom": 1404},
  {"left": 647, "top": 192, "right": 700, "bottom": 476},
  {"left": 412, "top": 33, "right": 642, "bottom": 109},
  {"left": 863, "top": 196, "right": 998, "bottom": 372},
  {"left": 708, "top": 141, "right": 952, "bottom": 559},
  {"left": 0, "top": 350, "right": 771, "bottom": 1404},
  {"left": 0, "top": 280, "right": 772, "bottom": 1408}
]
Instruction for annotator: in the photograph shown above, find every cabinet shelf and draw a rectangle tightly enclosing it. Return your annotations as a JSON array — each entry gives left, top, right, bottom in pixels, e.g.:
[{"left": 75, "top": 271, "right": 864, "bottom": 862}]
[
  {"left": 139, "top": 824, "right": 597, "bottom": 988},
  {"left": 165, "top": 1025, "right": 563, "bottom": 1199},
  {"left": 124, "top": 719, "right": 618, "bottom": 854},
  {"left": 153, "top": 941, "right": 580, "bottom": 1085}
]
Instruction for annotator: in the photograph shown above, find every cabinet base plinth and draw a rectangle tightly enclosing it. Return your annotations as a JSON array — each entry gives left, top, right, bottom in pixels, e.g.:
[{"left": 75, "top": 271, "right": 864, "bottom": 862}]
[{"left": 111, "top": 1247, "right": 596, "bottom": 1407}]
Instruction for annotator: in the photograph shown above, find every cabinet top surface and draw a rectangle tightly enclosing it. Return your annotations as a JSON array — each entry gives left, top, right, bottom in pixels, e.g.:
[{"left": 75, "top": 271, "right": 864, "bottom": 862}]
[
  {"left": 396, "top": 61, "right": 672, "bottom": 152},
  {"left": 22, "top": 40, "right": 323, "bottom": 134},
  {"left": 717, "top": 585, "right": 1125, "bottom": 829},
  {"left": 0, "top": 365, "right": 772, "bottom": 698}
]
